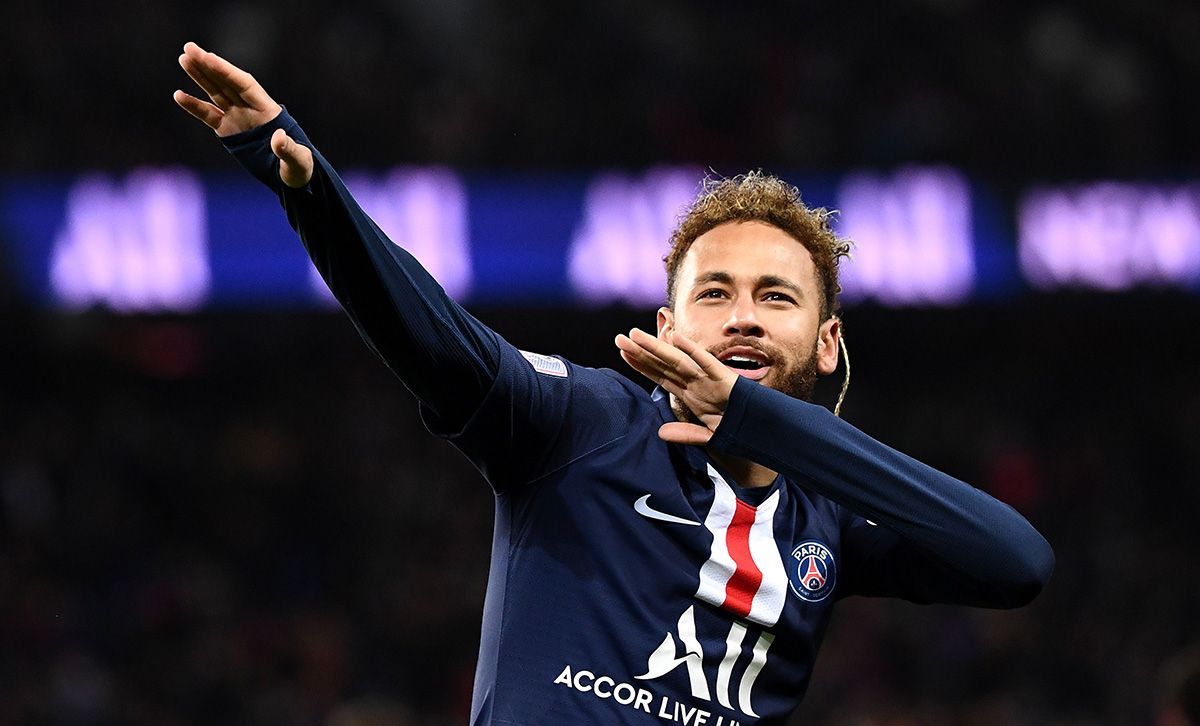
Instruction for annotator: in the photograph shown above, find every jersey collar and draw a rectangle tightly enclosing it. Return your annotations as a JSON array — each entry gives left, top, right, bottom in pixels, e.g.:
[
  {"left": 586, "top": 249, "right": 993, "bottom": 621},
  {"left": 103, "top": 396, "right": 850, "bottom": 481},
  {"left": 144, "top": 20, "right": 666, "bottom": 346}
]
[{"left": 651, "top": 387, "right": 784, "bottom": 501}]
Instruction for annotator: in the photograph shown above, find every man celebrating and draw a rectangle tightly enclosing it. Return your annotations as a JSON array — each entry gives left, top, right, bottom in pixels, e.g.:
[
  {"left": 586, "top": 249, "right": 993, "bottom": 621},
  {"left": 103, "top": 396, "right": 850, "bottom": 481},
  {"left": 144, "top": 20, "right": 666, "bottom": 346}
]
[{"left": 175, "top": 42, "right": 1053, "bottom": 724}]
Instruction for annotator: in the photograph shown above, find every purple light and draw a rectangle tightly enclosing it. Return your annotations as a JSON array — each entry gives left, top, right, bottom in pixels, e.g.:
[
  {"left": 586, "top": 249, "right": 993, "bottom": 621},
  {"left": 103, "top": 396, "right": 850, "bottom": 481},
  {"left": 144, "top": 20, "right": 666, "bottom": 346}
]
[
  {"left": 835, "top": 167, "right": 976, "bottom": 306},
  {"left": 328, "top": 168, "right": 472, "bottom": 303},
  {"left": 568, "top": 167, "right": 702, "bottom": 306},
  {"left": 1019, "top": 183, "right": 1200, "bottom": 290},
  {"left": 49, "top": 169, "right": 210, "bottom": 312}
]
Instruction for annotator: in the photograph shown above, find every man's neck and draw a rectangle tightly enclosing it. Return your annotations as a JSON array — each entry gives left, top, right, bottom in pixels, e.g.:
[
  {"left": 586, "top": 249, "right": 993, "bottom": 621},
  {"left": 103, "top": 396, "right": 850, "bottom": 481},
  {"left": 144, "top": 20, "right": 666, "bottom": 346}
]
[
  {"left": 707, "top": 449, "right": 778, "bottom": 488},
  {"left": 669, "top": 393, "right": 778, "bottom": 488}
]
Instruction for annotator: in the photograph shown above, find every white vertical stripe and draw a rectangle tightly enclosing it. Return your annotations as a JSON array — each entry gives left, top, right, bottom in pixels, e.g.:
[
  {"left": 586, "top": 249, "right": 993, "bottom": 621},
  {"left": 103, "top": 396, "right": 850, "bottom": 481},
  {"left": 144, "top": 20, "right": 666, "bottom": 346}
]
[
  {"left": 745, "top": 491, "right": 787, "bottom": 627},
  {"left": 715, "top": 620, "right": 747, "bottom": 710},
  {"left": 738, "top": 631, "right": 774, "bottom": 718},
  {"left": 695, "top": 465, "right": 738, "bottom": 607}
]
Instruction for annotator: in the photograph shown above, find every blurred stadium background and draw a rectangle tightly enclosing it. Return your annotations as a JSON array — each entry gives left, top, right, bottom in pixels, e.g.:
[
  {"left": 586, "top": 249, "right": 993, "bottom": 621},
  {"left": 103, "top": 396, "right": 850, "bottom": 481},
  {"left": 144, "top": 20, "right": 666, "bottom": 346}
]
[{"left": 3, "top": 1, "right": 1200, "bottom": 724}]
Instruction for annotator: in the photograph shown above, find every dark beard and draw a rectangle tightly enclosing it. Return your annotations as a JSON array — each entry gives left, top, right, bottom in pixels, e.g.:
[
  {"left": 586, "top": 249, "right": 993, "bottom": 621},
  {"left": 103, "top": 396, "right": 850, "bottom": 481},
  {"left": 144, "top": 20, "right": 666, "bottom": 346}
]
[
  {"left": 670, "top": 340, "right": 820, "bottom": 425},
  {"left": 774, "top": 340, "right": 819, "bottom": 402}
]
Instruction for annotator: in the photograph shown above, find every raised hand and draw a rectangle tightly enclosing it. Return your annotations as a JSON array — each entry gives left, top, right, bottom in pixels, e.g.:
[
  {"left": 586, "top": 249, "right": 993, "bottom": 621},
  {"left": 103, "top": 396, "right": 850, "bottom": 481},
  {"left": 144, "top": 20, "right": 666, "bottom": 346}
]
[
  {"left": 173, "top": 42, "right": 313, "bottom": 188},
  {"left": 615, "top": 328, "right": 737, "bottom": 445}
]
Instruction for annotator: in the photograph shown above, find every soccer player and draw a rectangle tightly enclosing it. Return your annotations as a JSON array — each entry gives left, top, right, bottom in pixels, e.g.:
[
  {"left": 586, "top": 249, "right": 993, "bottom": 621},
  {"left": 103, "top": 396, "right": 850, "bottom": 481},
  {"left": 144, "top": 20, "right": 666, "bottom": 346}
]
[{"left": 174, "top": 41, "right": 1054, "bottom": 725}]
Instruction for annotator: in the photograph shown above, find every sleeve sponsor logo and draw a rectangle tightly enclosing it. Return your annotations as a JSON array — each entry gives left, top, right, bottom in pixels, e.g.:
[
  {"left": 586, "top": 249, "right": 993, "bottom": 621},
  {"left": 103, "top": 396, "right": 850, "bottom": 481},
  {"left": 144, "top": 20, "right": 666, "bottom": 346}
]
[{"left": 519, "top": 350, "right": 568, "bottom": 378}]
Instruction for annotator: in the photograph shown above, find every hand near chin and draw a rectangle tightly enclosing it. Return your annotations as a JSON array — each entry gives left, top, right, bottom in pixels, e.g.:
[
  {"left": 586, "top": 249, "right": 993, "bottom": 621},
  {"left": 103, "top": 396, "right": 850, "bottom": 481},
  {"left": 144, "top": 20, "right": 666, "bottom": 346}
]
[{"left": 615, "top": 328, "right": 737, "bottom": 445}]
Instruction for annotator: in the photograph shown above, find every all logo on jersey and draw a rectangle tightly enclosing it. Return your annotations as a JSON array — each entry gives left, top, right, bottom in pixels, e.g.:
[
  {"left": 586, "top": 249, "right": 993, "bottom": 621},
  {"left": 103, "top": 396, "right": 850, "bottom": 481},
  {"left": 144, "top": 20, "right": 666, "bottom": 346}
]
[
  {"left": 787, "top": 541, "right": 837, "bottom": 602},
  {"left": 636, "top": 605, "right": 773, "bottom": 719}
]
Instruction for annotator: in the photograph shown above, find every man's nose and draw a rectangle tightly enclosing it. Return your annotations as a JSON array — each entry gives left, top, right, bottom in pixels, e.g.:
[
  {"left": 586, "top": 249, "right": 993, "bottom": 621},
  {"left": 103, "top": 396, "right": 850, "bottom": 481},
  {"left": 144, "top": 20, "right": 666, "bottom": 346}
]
[{"left": 723, "top": 298, "right": 764, "bottom": 337}]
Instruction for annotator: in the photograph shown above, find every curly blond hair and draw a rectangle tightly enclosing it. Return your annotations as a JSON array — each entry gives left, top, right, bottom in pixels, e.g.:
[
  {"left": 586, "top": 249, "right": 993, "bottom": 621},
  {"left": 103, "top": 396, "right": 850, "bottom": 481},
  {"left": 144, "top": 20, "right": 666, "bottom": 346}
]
[{"left": 665, "top": 171, "right": 852, "bottom": 320}]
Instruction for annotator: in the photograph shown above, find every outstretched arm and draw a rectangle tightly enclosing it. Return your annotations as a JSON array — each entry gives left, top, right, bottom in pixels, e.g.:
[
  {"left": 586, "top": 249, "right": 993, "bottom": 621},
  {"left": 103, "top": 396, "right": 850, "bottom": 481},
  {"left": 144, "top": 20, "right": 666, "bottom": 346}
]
[
  {"left": 174, "top": 42, "right": 499, "bottom": 431},
  {"left": 616, "top": 328, "right": 1054, "bottom": 608},
  {"left": 174, "top": 44, "right": 639, "bottom": 493}
]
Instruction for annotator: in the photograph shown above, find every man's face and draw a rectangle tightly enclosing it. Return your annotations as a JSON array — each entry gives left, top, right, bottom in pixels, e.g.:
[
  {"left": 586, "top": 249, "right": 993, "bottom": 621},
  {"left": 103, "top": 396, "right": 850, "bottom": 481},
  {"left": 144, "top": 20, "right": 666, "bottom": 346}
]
[{"left": 658, "top": 220, "right": 840, "bottom": 402}]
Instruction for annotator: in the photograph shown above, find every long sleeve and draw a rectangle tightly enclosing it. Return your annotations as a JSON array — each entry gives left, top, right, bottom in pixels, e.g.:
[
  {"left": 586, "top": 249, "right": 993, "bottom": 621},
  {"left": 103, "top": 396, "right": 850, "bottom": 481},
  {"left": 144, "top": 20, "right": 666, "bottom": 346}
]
[
  {"left": 217, "top": 110, "right": 638, "bottom": 493},
  {"left": 220, "top": 108, "right": 499, "bottom": 427},
  {"left": 708, "top": 377, "right": 1055, "bottom": 608}
]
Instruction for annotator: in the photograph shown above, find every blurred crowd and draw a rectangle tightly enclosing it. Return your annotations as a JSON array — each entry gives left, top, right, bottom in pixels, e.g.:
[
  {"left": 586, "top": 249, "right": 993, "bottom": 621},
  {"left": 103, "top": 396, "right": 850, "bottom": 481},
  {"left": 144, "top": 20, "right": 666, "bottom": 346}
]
[
  {"left": 1, "top": 298, "right": 1197, "bottom": 725},
  {"left": 3, "top": 0, "right": 1199, "bottom": 176}
]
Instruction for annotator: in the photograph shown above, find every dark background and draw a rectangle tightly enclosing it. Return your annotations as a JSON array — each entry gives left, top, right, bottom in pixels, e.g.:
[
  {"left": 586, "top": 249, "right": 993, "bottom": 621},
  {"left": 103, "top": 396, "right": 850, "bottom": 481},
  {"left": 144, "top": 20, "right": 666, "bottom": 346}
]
[
  {"left": 3, "top": 1, "right": 1200, "bottom": 724},
  {"left": 6, "top": 0, "right": 1200, "bottom": 177}
]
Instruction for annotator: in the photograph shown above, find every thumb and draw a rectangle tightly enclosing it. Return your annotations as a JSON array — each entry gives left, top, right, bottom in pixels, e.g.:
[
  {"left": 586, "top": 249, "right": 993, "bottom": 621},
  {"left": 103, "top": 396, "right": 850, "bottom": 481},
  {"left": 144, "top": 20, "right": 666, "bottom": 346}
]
[
  {"left": 270, "top": 128, "right": 314, "bottom": 188},
  {"left": 658, "top": 422, "right": 713, "bottom": 446}
]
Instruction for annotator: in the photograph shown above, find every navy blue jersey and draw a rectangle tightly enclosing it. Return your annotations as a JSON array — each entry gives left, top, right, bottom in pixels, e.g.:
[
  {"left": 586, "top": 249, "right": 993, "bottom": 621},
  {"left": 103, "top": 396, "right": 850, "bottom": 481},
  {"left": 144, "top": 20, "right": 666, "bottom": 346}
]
[{"left": 222, "top": 110, "right": 1054, "bottom": 725}]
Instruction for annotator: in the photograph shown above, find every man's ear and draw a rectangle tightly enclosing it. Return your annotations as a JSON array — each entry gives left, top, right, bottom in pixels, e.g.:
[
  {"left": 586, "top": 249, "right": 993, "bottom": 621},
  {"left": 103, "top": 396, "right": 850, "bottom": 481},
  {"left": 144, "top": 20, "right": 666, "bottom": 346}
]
[
  {"left": 816, "top": 316, "right": 841, "bottom": 376},
  {"left": 656, "top": 307, "right": 674, "bottom": 341}
]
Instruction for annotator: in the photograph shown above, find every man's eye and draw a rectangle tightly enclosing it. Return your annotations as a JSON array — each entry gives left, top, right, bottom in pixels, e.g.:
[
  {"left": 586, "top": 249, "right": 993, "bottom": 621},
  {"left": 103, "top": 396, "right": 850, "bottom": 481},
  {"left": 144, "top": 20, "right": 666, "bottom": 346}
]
[
  {"left": 698, "top": 289, "right": 726, "bottom": 300},
  {"left": 764, "top": 292, "right": 795, "bottom": 303}
]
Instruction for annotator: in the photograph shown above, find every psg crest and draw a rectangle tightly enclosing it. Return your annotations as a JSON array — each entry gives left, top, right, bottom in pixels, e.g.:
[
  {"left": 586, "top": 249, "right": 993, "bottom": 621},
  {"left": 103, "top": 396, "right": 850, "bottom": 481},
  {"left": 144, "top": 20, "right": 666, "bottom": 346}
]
[{"left": 788, "top": 541, "right": 837, "bottom": 602}]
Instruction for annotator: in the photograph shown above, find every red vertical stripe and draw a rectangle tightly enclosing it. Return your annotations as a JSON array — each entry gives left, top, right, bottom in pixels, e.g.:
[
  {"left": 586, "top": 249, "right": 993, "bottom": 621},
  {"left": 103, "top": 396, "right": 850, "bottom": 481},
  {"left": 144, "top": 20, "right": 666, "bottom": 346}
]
[{"left": 722, "top": 500, "right": 763, "bottom": 617}]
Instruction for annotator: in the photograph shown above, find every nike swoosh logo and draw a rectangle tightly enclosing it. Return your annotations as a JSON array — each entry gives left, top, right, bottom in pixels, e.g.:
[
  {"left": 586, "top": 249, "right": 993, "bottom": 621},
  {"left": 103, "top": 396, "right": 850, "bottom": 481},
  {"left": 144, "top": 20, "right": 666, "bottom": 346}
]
[{"left": 634, "top": 495, "right": 701, "bottom": 526}]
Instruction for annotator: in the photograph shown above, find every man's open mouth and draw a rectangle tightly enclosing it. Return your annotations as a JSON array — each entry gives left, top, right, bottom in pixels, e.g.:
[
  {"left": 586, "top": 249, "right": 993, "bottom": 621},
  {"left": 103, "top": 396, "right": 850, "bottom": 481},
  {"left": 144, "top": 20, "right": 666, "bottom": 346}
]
[{"left": 717, "top": 347, "right": 771, "bottom": 381}]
